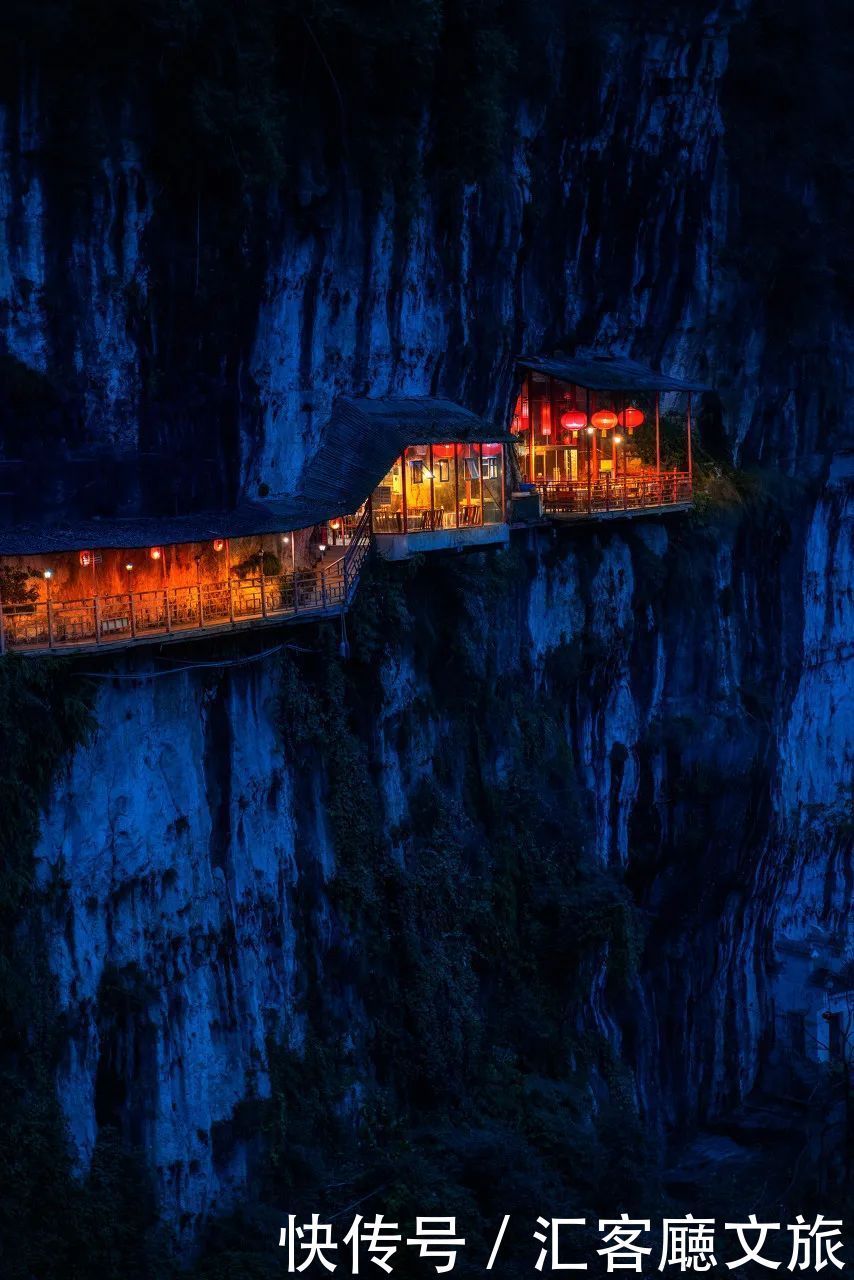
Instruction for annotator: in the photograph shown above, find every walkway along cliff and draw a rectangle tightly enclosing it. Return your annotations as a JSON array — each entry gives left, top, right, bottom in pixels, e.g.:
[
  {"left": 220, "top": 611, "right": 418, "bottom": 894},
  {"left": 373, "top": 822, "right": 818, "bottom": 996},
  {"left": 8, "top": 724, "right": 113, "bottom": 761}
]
[{"left": 0, "top": 360, "right": 698, "bottom": 655}]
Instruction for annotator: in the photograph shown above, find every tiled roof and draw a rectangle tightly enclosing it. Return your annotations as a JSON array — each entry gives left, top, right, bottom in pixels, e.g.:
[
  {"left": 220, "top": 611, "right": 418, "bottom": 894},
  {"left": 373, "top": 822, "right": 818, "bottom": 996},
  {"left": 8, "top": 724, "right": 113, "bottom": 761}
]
[
  {"left": 517, "top": 354, "right": 709, "bottom": 393},
  {"left": 0, "top": 499, "right": 314, "bottom": 556},
  {"left": 0, "top": 397, "right": 508, "bottom": 555},
  {"left": 295, "top": 395, "right": 511, "bottom": 517}
]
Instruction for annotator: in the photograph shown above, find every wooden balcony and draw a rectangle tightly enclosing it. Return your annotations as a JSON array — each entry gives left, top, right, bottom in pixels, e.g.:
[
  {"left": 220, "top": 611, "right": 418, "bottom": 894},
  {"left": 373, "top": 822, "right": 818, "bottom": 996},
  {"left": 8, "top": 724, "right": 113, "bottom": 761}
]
[
  {"left": 537, "top": 472, "right": 692, "bottom": 520},
  {"left": 1, "top": 510, "right": 372, "bottom": 656}
]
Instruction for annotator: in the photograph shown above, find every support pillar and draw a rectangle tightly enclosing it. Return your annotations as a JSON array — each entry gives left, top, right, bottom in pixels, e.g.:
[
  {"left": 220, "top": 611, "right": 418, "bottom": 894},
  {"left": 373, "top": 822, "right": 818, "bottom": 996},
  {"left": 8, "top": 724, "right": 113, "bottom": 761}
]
[
  {"left": 687, "top": 391, "right": 693, "bottom": 490},
  {"left": 660, "top": 386, "right": 665, "bottom": 496}
]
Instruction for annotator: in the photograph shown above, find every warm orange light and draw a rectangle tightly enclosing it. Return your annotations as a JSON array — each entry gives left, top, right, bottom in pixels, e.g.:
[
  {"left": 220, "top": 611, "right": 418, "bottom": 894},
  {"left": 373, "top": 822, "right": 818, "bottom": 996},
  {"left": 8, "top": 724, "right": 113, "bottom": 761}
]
[
  {"left": 125, "top": 563, "right": 134, "bottom": 572},
  {"left": 591, "top": 409, "right": 618, "bottom": 431},
  {"left": 614, "top": 435, "right": 623, "bottom": 445},
  {"left": 330, "top": 520, "right": 341, "bottom": 530},
  {"left": 540, "top": 405, "right": 552, "bottom": 438},
  {"left": 213, "top": 539, "right": 225, "bottom": 552},
  {"left": 79, "top": 550, "right": 92, "bottom": 567},
  {"left": 149, "top": 547, "right": 162, "bottom": 561},
  {"left": 618, "top": 405, "right": 645, "bottom": 430},
  {"left": 560, "top": 409, "right": 587, "bottom": 432}
]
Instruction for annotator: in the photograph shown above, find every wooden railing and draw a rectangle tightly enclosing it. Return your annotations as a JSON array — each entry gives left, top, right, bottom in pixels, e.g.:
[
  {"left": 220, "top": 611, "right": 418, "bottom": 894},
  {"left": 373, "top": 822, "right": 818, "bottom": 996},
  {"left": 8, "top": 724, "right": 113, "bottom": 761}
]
[
  {"left": 0, "top": 552, "right": 368, "bottom": 655},
  {"left": 372, "top": 504, "right": 489, "bottom": 534},
  {"left": 538, "top": 472, "right": 692, "bottom": 517},
  {"left": 341, "top": 505, "right": 372, "bottom": 603}
]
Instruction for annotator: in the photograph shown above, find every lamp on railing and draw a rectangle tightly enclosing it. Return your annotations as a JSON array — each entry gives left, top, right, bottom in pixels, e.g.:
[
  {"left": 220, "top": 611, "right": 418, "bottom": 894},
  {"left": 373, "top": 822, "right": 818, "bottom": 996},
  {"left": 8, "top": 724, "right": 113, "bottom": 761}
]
[
  {"left": 281, "top": 532, "right": 296, "bottom": 574},
  {"left": 42, "top": 570, "right": 54, "bottom": 646}
]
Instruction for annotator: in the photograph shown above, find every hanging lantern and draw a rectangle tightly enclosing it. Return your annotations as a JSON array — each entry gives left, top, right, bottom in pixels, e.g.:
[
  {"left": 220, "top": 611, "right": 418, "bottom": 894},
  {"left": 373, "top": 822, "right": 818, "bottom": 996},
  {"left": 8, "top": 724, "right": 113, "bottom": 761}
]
[
  {"left": 560, "top": 408, "right": 588, "bottom": 432},
  {"left": 79, "top": 550, "right": 92, "bottom": 567},
  {"left": 591, "top": 409, "right": 618, "bottom": 431},
  {"left": 213, "top": 539, "right": 225, "bottom": 552},
  {"left": 149, "top": 546, "right": 162, "bottom": 561},
  {"left": 618, "top": 405, "right": 645, "bottom": 436},
  {"left": 540, "top": 404, "right": 552, "bottom": 438}
]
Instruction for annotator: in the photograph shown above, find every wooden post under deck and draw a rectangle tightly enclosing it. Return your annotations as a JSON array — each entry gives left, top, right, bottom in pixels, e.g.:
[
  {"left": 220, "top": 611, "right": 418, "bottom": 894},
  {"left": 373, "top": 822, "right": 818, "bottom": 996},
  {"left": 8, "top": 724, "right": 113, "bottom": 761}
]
[
  {"left": 401, "top": 452, "right": 409, "bottom": 534},
  {"left": 0, "top": 596, "right": 6, "bottom": 656},
  {"left": 429, "top": 444, "right": 435, "bottom": 528},
  {"left": 227, "top": 539, "right": 235, "bottom": 624},
  {"left": 687, "top": 391, "right": 693, "bottom": 489},
  {"left": 586, "top": 387, "right": 592, "bottom": 514},
  {"left": 660, "top": 384, "right": 665, "bottom": 494},
  {"left": 528, "top": 373, "right": 534, "bottom": 483},
  {"left": 454, "top": 444, "right": 460, "bottom": 530}
]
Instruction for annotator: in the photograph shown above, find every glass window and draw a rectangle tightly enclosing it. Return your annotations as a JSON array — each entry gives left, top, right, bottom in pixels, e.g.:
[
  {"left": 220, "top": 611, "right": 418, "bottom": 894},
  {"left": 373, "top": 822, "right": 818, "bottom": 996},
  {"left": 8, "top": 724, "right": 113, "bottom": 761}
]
[
  {"left": 431, "top": 444, "right": 456, "bottom": 528},
  {"left": 457, "top": 443, "right": 482, "bottom": 526},
  {"left": 481, "top": 444, "right": 504, "bottom": 525},
  {"left": 404, "top": 446, "right": 433, "bottom": 531},
  {"left": 372, "top": 457, "right": 404, "bottom": 534}
]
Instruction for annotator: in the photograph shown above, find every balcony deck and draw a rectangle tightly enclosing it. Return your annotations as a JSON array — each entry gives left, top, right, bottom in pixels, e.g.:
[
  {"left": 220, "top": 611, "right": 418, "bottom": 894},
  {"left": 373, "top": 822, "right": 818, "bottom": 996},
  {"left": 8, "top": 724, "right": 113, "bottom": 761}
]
[
  {"left": 374, "top": 521, "right": 510, "bottom": 561},
  {"left": 537, "top": 473, "right": 691, "bottom": 521},
  {"left": 1, "top": 514, "right": 372, "bottom": 657}
]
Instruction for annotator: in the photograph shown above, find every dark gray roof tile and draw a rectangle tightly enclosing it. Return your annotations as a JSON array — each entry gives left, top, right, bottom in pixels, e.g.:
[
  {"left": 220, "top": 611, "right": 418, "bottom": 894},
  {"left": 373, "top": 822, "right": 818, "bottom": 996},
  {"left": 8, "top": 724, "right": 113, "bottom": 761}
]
[{"left": 517, "top": 354, "right": 709, "bottom": 393}]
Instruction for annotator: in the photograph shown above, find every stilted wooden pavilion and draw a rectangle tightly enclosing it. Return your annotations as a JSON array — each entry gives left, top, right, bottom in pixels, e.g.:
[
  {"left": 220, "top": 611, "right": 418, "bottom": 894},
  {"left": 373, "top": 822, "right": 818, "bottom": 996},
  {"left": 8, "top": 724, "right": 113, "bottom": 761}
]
[{"left": 511, "top": 355, "right": 707, "bottom": 520}]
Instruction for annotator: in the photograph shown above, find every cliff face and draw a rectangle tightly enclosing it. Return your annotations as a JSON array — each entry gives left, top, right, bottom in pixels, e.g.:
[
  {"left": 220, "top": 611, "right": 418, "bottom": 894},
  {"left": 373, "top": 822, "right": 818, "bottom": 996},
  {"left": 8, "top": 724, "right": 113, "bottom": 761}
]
[
  {"left": 0, "top": 0, "right": 851, "bottom": 1254},
  {"left": 33, "top": 486, "right": 851, "bottom": 1238},
  {"left": 1, "top": 9, "right": 820, "bottom": 510}
]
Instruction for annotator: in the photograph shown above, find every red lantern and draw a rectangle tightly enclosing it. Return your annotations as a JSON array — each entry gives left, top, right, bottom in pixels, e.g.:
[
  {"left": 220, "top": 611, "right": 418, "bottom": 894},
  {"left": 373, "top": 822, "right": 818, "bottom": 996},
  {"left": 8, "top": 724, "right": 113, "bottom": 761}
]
[
  {"left": 618, "top": 405, "right": 645, "bottom": 435},
  {"left": 591, "top": 409, "right": 618, "bottom": 432},
  {"left": 560, "top": 408, "right": 588, "bottom": 432},
  {"left": 213, "top": 539, "right": 225, "bottom": 552},
  {"left": 149, "top": 546, "right": 162, "bottom": 561},
  {"left": 79, "top": 550, "right": 92, "bottom": 567}
]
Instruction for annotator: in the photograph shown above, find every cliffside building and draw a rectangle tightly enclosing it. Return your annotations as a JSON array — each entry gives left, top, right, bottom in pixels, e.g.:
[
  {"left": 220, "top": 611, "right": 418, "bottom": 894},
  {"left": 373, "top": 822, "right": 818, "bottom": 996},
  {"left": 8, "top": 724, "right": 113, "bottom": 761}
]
[{"left": 510, "top": 354, "right": 705, "bottom": 520}]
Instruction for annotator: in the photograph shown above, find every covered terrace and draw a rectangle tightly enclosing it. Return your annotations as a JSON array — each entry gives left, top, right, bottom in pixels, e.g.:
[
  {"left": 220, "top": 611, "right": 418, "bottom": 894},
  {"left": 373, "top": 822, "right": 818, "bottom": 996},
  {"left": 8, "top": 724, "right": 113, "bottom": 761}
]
[
  {"left": 0, "top": 500, "right": 371, "bottom": 655},
  {"left": 512, "top": 355, "right": 707, "bottom": 520},
  {"left": 297, "top": 396, "right": 511, "bottom": 560}
]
